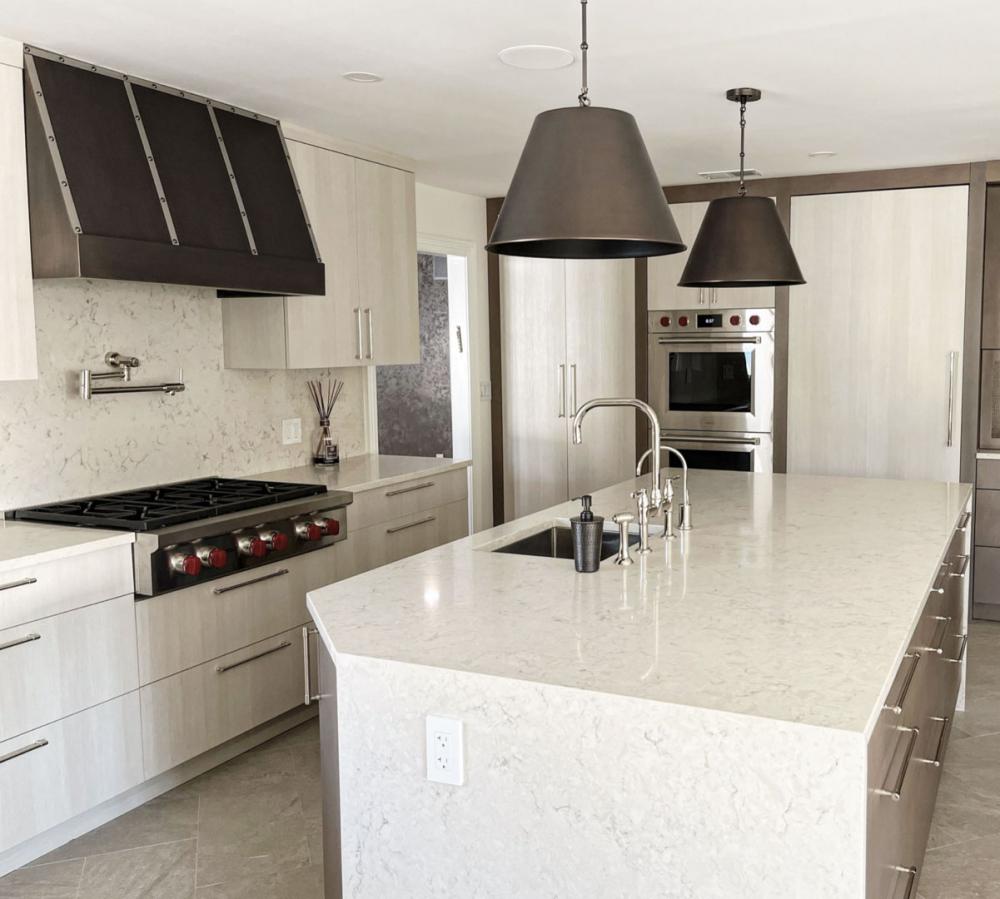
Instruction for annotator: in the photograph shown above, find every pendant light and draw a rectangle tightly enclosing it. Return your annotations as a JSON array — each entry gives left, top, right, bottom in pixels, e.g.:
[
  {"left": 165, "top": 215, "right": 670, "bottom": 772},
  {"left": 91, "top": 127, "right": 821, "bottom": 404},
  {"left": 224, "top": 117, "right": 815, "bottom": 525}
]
[
  {"left": 486, "top": 0, "right": 684, "bottom": 259},
  {"left": 679, "top": 88, "right": 805, "bottom": 287}
]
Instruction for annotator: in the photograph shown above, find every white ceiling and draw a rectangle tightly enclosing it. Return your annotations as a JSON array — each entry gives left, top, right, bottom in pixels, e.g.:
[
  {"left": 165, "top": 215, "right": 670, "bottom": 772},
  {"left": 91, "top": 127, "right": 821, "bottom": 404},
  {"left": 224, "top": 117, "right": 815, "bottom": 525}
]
[{"left": 3, "top": 0, "right": 1000, "bottom": 197}]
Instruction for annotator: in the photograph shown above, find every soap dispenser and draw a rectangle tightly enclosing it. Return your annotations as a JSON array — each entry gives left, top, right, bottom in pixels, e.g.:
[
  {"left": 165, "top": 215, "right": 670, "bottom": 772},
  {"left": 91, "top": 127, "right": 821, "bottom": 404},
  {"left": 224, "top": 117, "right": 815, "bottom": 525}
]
[{"left": 570, "top": 495, "right": 604, "bottom": 573}]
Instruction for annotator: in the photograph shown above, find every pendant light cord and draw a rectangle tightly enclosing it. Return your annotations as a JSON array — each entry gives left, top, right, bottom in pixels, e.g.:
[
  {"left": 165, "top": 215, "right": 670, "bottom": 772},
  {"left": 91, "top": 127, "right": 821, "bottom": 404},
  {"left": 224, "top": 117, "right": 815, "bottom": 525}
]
[
  {"left": 738, "top": 98, "right": 747, "bottom": 197},
  {"left": 578, "top": 0, "right": 590, "bottom": 107}
]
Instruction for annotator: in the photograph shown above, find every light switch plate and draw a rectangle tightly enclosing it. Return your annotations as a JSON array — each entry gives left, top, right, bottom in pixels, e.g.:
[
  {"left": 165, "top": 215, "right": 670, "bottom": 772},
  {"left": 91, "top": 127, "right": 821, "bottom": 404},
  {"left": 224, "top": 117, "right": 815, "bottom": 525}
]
[
  {"left": 282, "top": 418, "right": 302, "bottom": 445},
  {"left": 426, "top": 715, "right": 464, "bottom": 785}
]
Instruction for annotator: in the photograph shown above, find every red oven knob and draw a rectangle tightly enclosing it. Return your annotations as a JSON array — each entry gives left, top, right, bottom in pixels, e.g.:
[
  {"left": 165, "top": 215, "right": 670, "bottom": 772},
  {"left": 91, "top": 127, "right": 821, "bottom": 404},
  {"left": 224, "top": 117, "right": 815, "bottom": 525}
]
[
  {"left": 259, "top": 529, "right": 289, "bottom": 551},
  {"left": 730, "top": 314, "right": 741, "bottom": 326},
  {"left": 197, "top": 546, "right": 228, "bottom": 569},
  {"left": 678, "top": 315, "right": 689, "bottom": 327},
  {"left": 749, "top": 314, "right": 760, "bottom": 325},
  {"left": 314, "top": 517, "right": 340, "bottom": 537},
  {"left": 237, "top": 535, "right": 268, "bottom": 558},
  {"left": 659, "top": 315, "right": 671, "bottom": 327},
  {"left": 169, "top": 553, "right": 202, "bottom": 576},
  {"left": 295, "top": 521, "right": 323, "bottom": 542}
]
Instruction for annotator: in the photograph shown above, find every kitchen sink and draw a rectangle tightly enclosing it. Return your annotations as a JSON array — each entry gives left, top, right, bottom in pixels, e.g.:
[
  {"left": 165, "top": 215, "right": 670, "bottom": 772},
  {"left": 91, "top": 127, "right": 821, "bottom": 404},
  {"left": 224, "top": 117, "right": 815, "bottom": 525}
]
[{"left": 492, "top": 525, "right": 640, "bottom": 562}]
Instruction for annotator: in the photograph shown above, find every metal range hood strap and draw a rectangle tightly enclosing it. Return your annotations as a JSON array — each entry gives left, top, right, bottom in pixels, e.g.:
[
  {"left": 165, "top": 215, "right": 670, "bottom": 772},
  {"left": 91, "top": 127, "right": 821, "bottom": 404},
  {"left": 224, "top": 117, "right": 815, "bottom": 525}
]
[{"left": 22, "top": 45, "right": 324, "bottom": 296}]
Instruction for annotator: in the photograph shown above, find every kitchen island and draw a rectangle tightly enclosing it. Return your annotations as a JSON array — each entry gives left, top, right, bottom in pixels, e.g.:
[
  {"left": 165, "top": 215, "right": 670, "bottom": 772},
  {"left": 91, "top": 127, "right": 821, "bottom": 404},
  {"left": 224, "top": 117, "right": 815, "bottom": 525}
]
[{"left": 307, "top": 469, "right": 972, "bottom": 899}]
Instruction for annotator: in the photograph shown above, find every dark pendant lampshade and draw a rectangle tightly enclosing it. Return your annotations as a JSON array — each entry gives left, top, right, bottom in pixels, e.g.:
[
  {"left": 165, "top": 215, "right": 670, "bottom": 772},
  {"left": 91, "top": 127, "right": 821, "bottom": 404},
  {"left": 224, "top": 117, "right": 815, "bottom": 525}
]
[
  {"left": 678, "top": 195, "right": 805, "bottom": 287},
  {"left": 486, "top": 106, "right": 685, "bottom": 259}
]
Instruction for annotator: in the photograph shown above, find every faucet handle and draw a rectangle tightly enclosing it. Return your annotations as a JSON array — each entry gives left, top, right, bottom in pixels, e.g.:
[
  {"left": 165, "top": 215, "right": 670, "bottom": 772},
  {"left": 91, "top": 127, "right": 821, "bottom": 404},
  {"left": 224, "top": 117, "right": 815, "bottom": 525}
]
[{"left": 630, "top": 487, "right": 649, "bottom": 507}]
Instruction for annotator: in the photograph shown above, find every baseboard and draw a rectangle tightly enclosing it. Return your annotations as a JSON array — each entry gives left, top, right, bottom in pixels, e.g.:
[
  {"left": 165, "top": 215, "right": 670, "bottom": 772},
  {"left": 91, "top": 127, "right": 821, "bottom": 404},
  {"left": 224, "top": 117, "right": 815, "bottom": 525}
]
[
  {"left": 0, "top": 705, "right": 317, "bottom": 878},
  {"left": 973, "top": 603, "right": 1000, "bottom": 621}
]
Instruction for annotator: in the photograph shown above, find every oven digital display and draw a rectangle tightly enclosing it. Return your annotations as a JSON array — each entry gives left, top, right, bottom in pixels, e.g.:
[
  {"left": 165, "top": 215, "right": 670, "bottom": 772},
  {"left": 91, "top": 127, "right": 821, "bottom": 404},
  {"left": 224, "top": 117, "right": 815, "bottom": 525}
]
[{"left": 697, "top": 314, "right": 723, "bottom": 328}]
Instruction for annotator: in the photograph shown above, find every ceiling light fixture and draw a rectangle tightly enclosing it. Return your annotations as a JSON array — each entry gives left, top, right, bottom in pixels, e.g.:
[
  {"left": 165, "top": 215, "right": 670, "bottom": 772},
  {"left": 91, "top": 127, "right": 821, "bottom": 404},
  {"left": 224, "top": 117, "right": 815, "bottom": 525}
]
[
  {"left": 679, "top": 88, "right": 804, "bottom": 288},
  {"left": 341, "top": 71, "right": 383, "bottom": 83},
  {"left": 486, "top": 0, "right": 684, "bottom": 259},
  {"left": 498, "top": 45, "right": 574, "bottom": 70}
]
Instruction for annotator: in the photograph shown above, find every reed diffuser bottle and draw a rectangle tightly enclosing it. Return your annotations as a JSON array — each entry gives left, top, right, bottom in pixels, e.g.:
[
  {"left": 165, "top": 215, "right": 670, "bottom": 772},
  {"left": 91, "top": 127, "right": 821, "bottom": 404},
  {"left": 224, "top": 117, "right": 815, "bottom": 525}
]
[{"left": 307, "top": 378, "right": 344, "bottom": 466}]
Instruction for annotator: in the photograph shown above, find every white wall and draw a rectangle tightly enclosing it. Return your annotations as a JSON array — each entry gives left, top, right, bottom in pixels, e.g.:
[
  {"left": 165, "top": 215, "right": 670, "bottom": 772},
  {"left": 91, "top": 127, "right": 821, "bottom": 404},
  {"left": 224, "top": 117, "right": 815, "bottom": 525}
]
[{"left": 414, "top": 183, "right": 493, "bottom": 533}]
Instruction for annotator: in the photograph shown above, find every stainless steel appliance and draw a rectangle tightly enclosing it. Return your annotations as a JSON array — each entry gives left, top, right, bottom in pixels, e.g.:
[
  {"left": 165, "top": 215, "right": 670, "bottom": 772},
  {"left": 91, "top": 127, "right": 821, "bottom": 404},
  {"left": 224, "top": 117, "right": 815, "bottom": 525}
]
[
  {"left": 648, "top": 308, "right": 775, "bottom": 472},
  {"left": 12, "top": 477, "right": 350, "bottom": 597}
]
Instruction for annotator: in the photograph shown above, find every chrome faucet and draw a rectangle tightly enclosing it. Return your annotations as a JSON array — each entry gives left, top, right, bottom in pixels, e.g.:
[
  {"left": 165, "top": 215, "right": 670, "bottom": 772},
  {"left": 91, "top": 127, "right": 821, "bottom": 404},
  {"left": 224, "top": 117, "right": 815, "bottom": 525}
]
[
  {"left": 572, "top": 397, "right": 664, "bottom": 532},
  {"left": 637, "top": 444, "right": 692, "bottom": 530}
]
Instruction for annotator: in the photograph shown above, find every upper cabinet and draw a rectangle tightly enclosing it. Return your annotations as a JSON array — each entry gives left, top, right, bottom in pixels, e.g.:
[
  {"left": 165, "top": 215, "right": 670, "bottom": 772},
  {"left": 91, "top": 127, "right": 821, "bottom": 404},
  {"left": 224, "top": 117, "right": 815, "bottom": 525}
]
[
  {"left": 647, "top": 199, "right": 776, "bottom": 310},
  {"left": 0, "top": 51, "right": 38, "bottom": 381},
  {"left": 222, "top": 142, "right": 419, "bottom": 369}
]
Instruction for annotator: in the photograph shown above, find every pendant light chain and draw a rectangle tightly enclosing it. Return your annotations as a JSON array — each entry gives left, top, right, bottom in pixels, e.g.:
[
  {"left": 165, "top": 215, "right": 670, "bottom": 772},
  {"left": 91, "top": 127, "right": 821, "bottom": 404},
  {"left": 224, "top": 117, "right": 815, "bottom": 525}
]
[
  {"left": 738, "top": 97, "right": 747, "bottom": 197},
  {"left": 578, "top": 0, "right": 590, "bottom": 107}
]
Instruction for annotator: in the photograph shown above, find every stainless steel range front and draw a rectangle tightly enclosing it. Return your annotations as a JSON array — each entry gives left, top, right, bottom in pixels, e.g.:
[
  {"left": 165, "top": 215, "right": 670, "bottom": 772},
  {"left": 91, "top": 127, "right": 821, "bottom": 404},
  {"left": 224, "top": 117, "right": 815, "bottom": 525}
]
[
  {"left": 648, "top": 308, "right": 775, "bottom": 472},
  {"left": 12, "top": 477, "right": 351, "bottom": 596}
]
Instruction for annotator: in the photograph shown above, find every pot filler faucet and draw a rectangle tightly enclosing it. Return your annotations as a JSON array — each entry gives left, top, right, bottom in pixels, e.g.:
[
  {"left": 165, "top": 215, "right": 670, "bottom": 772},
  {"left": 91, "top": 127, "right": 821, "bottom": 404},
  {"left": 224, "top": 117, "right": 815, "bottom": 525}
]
[{"left": 572, "top": 398, "right": 671, "bottom": 553}]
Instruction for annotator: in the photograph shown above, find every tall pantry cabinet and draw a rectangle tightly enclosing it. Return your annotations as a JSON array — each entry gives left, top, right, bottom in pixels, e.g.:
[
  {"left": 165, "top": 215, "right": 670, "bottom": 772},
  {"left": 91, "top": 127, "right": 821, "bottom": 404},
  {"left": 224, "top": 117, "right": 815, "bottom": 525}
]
[{"left": 501, "top": 257, "right": 636, "bottom": 520}]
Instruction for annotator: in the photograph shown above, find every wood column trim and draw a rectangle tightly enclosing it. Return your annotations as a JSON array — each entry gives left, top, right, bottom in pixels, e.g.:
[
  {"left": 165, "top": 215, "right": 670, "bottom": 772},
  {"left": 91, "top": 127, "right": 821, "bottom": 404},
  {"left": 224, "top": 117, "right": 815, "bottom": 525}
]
[
  {"left": 486, "top": 197, "right": 505, "bottom": 526},
  {"left": 962, "top": 163, "right": 986, "bottom": 485},
  {"left": 773, "top": 190, "right": 792, "bottom": 474},
  {"left": 635, "top": 258, "right": 649, "bottom": 464}
]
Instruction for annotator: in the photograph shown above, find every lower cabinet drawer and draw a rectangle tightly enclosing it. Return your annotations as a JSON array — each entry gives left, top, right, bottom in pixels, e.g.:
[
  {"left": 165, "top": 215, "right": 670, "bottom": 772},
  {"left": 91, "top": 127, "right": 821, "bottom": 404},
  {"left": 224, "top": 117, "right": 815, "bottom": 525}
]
[
  {"left": 136, "top": 549, "right": 336, "bottom": 684},
  {"left": 0, "top": 594, "right": 139, "bottom": 742},
  {"left": 349, "top": 467, "right": 468, "bottom": 531},
  {"left": 140, "top": 627, "right": 305, "bottom": 778},
  {"left": 0, "top": 692, "right": 143, "bottom": 852}
]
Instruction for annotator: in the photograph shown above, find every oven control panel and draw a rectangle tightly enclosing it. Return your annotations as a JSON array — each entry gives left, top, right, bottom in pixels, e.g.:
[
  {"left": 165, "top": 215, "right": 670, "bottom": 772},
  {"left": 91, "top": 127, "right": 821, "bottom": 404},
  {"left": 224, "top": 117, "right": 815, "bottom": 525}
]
[{"left": 648, "top": 308, "right": 774, "bottom": 334}]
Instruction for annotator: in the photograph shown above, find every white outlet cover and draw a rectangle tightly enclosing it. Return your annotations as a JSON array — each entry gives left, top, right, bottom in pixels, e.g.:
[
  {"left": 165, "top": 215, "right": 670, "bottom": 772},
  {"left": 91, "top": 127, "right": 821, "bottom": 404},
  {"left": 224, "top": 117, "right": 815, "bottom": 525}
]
[
  {"left": 282, "top": 418, "right": 302, "bottom": 445},
  {"left": 426, "top": 715, "right": 464, "bottom": 786}
]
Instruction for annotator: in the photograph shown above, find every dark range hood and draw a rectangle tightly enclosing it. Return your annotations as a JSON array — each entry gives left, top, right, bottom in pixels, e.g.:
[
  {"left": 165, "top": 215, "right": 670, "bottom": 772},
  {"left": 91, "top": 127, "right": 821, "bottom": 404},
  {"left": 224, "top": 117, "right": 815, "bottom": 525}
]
[{"left": 23, "top": 46, "right": 324, "bottom": 296}]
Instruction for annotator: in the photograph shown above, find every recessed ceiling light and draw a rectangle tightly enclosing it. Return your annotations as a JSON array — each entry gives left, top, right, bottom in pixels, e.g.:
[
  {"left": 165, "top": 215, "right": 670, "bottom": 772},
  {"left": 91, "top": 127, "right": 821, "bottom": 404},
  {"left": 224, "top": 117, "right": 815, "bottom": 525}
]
[
  {"left": 808, "top": 150, "right": 837, "bottom": 158},
  {"left": 498, "top": 45, "right": 574, "bottom": 70},
  {"left": 342, "top": 71, "right": 383, "bottom": 83}
]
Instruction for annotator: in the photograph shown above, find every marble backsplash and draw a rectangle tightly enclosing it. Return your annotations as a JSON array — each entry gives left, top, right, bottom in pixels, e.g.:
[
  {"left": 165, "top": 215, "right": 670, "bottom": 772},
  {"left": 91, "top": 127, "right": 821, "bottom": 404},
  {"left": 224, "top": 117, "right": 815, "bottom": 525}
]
[{"left": 0, "top": 279, "right": 366, "bottom": 510}]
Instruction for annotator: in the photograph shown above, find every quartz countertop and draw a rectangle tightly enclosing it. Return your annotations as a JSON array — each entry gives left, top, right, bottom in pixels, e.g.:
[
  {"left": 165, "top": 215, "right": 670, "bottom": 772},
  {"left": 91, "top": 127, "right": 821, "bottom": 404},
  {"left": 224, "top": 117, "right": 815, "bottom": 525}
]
[
  {"left": 308, "top": 469, "right": 971, "bottom": 735},
  {"left": 0, "top": 520, "right": 135, "bottom": 575},
  {"left": 249, "top": 454, "right": 470, "bottom": 495}
]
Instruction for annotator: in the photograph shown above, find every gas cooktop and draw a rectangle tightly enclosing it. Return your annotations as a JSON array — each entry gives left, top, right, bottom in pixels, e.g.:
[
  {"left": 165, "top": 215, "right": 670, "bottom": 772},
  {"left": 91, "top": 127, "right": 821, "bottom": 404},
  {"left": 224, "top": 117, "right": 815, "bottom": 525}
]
[{"left": 12, "top": 477, "right": 327, "bottom": 531}]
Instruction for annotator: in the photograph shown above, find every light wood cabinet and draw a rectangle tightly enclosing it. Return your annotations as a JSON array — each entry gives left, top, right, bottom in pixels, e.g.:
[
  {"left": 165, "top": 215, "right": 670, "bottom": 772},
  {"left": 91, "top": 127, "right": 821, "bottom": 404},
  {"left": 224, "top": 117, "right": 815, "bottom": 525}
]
[
  {"left": 0, "top": 56, "right": 37, "bottom": 381},
  {"left": 647, "top": 199, "right": 775, "bottom": 310},
  {"left": 501, "top": 258, "right": 636, "bottom": 520},
  {"left": 221, "top": 144, "right": 418, "bottom": 369},
  {"left": 788, "top": 186, "right": 968, "bottom": 481}
]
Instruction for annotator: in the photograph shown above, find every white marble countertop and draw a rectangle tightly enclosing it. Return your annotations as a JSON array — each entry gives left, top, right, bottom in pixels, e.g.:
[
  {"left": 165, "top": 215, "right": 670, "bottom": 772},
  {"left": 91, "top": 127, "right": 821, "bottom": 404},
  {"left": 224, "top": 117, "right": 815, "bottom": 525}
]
[
  {"left": 308, "top": 469, "right": 971, "bottom": 735},
  {"left": 249, "top": 454, "right": 470, "bottom": 495},
  {"left": 0, "top": 520, "right": 134, "bottom": 575}
]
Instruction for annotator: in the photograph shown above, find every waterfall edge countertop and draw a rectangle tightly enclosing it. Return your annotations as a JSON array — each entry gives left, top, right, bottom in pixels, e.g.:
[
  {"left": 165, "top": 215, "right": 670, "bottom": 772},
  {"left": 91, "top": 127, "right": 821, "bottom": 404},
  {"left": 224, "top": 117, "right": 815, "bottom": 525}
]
[
  {"left": 308, "top": 469, "right": 971, "bottom": 735},
  {"left": 249, "top": 453, "right": 471, "bottom": 495},
  {"left": 0, "top": 520, "right": 135, "bottom": 575}
]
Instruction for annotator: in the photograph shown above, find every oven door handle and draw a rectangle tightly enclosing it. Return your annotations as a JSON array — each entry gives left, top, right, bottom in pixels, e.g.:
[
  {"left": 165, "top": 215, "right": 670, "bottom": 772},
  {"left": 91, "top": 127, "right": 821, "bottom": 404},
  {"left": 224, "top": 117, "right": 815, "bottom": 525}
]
[
  {"left": 661, "top": 434, "right": 761, "bottom": 446},
  {"left": 656, "top": 336, "right": 762, "bottom": 345}
]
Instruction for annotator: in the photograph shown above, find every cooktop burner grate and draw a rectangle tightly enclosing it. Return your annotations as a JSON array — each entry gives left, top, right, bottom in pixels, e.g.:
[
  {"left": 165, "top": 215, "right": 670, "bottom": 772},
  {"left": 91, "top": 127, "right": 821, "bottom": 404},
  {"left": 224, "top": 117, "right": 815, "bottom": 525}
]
[{"left": 12, "top": 477, "right": 327, "bottom": 531}]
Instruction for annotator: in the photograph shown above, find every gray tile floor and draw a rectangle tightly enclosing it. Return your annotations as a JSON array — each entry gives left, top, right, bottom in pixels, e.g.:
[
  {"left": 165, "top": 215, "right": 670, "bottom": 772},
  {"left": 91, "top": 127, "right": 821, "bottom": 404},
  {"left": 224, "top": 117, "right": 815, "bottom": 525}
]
[{"left": 2, "top": 623, "right": 999, "bottom": 898}]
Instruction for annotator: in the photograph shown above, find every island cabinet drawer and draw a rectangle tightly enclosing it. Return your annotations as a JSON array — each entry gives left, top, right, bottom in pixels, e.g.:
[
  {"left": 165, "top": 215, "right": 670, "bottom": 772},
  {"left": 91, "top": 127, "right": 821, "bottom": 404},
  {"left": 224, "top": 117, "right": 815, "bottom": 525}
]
[
  {"left": 140, "top": 626, "right": 305, "bottom": 778},
  {"left": 336, "top": 499, "right": 469, "bottom": 580},
  {"left": 0, "top": 692, "right": 143, "bottom": 852},
  {"left": 0, "top": 544, "right": 133, "bottom": 631},
  {"left": 0, "top": 594, "right": 139, "bottom": 743},
  {"left": 349, "top": 468, "right": 468, "bottom": 531},
  {"left": 136, "top": 548, "right": 336, "bottom": 685}
]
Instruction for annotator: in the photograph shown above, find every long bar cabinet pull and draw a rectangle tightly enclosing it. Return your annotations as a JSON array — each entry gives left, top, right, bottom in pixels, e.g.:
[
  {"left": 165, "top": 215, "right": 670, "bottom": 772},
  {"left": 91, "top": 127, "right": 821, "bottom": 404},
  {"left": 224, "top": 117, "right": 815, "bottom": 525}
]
[
  {"left": 302, "top": 626, "right": 323, "bottom": 705},
  {"left": 916, "top": 616, "right": 951, "bottom": 655},
  {"left": 213, "top": 568, "right": 289, "bottom": 595},
  {"left": 386, "top": 515, "right": 436, "bottom": 535},
  {"left": 558, "top": 364, "right": 567, "bottom": 418},
  {"left": 354, "top": 308, "right": 363, "bottom": 360},
  {"left": 216, "top": 639, "right": 291, "bottom": 673},
  {"left": 657, "top": 336, "right": 762, "bottom": 346},
  {"left": 945, "top": 633, "right": 969, "bottom": 664},
  {"left": 946, "top": 350, "right": 958, "bottom": 447},
  {"left": 0, "top": 577, "right": 37, "bottom": 593},
  {"left": 0, "top": 632, "right": 41, "bottom": 653},
  {"left": 874, "top": 726, "right": 920, "bottom": 801},
  {"left": 917, "top": 716, "right": 951, "bottom": 768},
  {"left": 570, "top": 363, "right": 578, "bottom": 417},
  {"left": 883, "top": 652, "right": 920, "bottom": 715},
  {"left": 365, "top": 308, "right": 374, "bottom": 360},
  {"left": 948, "top": 555, "right": 970, "bottom": 578},
  {"left": 0, "top": 738, "right": 48, "bottom": 766},
  {"left": 385, "top": 481, "right": 435, "bottom": 497},
  {"left": 891, "top": 866, "right": 918, "bottom": 899}
]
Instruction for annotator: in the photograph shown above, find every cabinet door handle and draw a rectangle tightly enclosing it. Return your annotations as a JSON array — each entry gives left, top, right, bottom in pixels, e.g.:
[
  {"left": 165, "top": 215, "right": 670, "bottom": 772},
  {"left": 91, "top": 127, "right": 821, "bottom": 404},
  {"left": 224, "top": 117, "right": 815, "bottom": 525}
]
[
  {"left": 385, "top": 481, "right": 435, "bottom": 497},
  {"left": 570, "top": 363, "right": 578, "bottom": 417},
  {"left": 883, "top": 652, "right": 920, "bottom": 715},
  {"left": 455, "top": 325, "right": 463, "bottom": 353},
  {"left": 891, "top": 866, "right": 918, "bottom": 899},
  {"left": 365, "top": 307, "right": 374, "bottom": 360},
  {"left": 0, "top": 738, "right": 48, "bottom": 766},
  {"left": 0, "top": 577, "right": 37, "bottom": 593},
  {"left": 302, "top": 626, "right": 324, "bottom": 705},
  {"left": 386, "top": 515, "right": 436, "bottom": 535},
  {"left": 957, "top": 511, "right": 972, "bottom": 532},
  {"left": 216, "top": 639, "right": 291, "bottom": 673},
  {"left": 0, "top": 632, "right": 41, "bottom": 653},
  {"left": 354, "top": 308, "right": 363, "bottom": 360},
  {"left": 874, "top": 726, "right": 920, "bottom": 801},
  {"left": 558, "top": 364, "right": 567, "bottom": 418},
  {"left": 916, "top": 616, "right": 951, "bottom": 655},
  {"left": 948, "top": 554, "right": 970, "bottom": 578},
  {"left": 213, "top": 568, "right": 290, "bottom": 595},
  {"left": 945, "top": 633, "right": 968, "bottom": 664},
  {"left": 946, "top": 350, "right": 958, "bottom": 447},
  {"left": 917, "top": 716, "right": 952, "bottom": 767}
]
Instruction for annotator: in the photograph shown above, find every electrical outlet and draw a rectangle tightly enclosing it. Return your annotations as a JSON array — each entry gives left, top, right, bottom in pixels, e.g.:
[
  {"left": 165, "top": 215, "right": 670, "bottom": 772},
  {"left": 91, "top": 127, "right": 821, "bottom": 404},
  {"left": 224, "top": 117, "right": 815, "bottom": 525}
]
[
  {"left": 426, "top": 715, "right": 464, "bottom": 785},
  {"left": 479, "top": 381, "right": 492, "bottom": 401},
  {"left": 282, "top": 418, "right": 302, "bottom": 445}
]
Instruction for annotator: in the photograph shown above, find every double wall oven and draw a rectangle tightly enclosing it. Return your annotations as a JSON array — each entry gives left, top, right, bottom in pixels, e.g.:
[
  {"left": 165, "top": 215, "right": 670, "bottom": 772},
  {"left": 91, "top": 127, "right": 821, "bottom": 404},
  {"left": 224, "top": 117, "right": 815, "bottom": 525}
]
[{"left": 647, "top": 308, "right": 775, "bottom": 472}]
